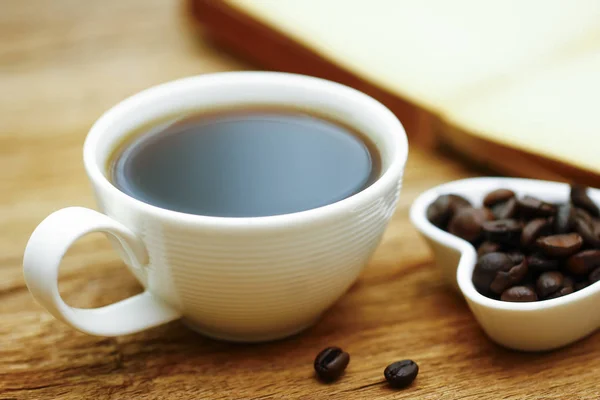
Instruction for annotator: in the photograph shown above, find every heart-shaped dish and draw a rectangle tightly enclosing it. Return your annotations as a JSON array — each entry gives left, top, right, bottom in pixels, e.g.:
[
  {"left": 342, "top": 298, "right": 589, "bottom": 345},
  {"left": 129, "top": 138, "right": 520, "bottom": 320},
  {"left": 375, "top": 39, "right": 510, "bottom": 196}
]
[{"left": 410, "top": 177, "right": 600, "bottom": 351}]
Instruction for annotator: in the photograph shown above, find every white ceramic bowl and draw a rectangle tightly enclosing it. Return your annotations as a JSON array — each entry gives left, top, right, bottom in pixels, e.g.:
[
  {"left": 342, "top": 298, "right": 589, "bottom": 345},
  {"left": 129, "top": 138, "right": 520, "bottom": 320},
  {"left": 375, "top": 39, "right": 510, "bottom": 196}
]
[
  {"left": 23, "top": 72, "right": 408, "bottom": 341},
  {"left": 410, "top": 177, "right": 600, "bottom": 351}
]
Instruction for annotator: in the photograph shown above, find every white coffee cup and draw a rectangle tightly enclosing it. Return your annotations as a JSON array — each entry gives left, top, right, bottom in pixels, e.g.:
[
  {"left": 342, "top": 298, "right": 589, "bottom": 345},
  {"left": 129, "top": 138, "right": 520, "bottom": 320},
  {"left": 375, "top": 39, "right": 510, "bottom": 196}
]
[{"left": 23, "top": 72, "right": 408, "bottom": 341}]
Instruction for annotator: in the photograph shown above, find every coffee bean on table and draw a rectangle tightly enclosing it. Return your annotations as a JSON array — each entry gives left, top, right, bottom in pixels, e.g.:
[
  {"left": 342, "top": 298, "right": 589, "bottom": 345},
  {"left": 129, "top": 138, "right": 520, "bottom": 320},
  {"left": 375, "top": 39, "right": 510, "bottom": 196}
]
[
  {"left": 527, "top": 253, "right": 560, "bottom": 272},
  {"left": 492, "top": 197, "right": 519, "bottom": 220},
  {"left": 501, "top": 286, "right": 538, "bottom": 302},
  {"left": 483, "top": 189, "right": 515, "bottom": 207},
  {"left": 384, "top": 360, "right": 419, "bottom": 389},
  {"left": 477, "top": 241, "right": 502, "bottom": 257},
  {"left": 426, "top": 194, "right": 472, "bottom": 228},
  {"left": 482, "top": 219, "right": 522, "bottom": 245},
  {"left": 448, "top": 207, "right": 494, "bottom": 243},
  {"left": 518, "top": 196, "right": 557, "bottom": 218},
  {"left": 535, "top": 233, "right": 583, "bottom": 258},
  {"left": 489, "top": 259, "right": 528, "bottom": 294},
  {"left": 566, "top": 249, "right": 600, "bottom": 275},
  {"left": 571, "top": 184, "right": 600, "bottom": 217},
  {"left": 521, "top": 218, "right": 554, "bottom": 249},
  {"left": 555, "top": 203, "right": 575, "bottom": 234},
  {"left": 472, "top": 252, "right": 514, "bottom": 295},
  {"left": 536, "top": 271, "right": 565, "bottom": 298},
  {"left": 590, "top": 267, "right": 600, "bottom": 284},
  {"left": 314, "top": 347, "right": 350, "bottom": 382}
]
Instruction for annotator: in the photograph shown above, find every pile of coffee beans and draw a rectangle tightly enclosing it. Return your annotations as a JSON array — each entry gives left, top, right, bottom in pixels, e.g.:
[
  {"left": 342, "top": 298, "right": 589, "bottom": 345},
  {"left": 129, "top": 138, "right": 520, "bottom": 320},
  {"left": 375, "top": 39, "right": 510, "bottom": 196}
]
[
  {"left": 427, "top": 184, "right": 600, "bottom": 302},
  {"left": 313, "top": 346, "right": 418, "bottom": 389}
]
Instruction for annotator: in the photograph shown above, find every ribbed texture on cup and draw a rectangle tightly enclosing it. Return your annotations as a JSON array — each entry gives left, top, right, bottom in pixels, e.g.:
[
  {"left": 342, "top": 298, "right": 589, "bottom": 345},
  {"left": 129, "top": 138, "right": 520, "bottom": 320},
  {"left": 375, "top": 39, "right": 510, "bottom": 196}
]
[{"left": 103, "top": 177, "right": 402, "bottom": 340}]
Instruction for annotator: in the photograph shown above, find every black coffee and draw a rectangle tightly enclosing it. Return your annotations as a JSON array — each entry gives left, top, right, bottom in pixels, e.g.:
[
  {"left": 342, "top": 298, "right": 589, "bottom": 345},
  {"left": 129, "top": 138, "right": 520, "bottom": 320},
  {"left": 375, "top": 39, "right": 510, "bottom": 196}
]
[{"left": 109, "top": 108, "right": 380, "bottom": 217}]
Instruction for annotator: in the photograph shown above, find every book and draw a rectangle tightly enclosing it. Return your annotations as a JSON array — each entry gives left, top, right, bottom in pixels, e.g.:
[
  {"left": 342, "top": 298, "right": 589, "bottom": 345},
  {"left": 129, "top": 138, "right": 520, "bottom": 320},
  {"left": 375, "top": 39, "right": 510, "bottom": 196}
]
[{"left": 189, "top": 0, "right": 600, "bottom": 185}]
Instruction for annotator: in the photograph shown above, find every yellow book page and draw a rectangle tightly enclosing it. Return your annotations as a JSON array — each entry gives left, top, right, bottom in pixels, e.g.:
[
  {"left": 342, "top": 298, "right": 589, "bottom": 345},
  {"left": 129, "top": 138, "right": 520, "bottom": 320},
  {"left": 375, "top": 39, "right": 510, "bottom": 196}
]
[
  {"left": 227, "top": 0, "right": 600, "bottom": 113},
  {"left": 443, "top": 46, "right": 600, "bottom": 174}
]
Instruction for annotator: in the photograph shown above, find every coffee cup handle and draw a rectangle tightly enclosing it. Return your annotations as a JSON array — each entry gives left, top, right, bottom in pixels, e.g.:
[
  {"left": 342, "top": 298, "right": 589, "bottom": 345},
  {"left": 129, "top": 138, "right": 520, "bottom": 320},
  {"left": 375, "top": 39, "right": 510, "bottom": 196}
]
[{"left": 23, "top": 207, "right": 181, "bottom": 336}]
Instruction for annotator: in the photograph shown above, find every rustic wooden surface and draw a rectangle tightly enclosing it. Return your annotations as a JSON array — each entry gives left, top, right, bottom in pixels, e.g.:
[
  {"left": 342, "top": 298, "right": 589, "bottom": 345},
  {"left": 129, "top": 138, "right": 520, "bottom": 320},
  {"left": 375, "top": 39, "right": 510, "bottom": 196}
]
[{"left": 1, "top": 1, "right": 599, "bottom": 399}]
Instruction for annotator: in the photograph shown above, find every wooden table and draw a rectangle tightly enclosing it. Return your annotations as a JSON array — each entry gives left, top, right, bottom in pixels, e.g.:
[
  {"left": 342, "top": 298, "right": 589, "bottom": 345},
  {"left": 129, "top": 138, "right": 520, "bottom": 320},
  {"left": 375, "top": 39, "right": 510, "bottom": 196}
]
[{"left": 1, "top": 1, "right": 598, "bottom": 399}]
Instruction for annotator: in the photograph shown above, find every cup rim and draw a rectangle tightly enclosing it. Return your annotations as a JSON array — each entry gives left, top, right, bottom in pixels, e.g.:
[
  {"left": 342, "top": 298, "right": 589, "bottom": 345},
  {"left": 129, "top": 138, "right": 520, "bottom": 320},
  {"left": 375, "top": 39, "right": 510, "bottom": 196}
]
[{"left": 83, "top": 72, "right": 408, "bottom": 230}]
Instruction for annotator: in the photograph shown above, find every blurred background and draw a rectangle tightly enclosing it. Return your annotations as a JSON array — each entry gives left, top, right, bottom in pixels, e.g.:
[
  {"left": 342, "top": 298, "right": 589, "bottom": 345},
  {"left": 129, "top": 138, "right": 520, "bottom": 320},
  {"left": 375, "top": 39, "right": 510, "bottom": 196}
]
[
  {"left": 189, "top": 0, "right": 600, "bottom": 185},
  {"left": 3, "top": 0, "right": 600, "bottom": 197}
]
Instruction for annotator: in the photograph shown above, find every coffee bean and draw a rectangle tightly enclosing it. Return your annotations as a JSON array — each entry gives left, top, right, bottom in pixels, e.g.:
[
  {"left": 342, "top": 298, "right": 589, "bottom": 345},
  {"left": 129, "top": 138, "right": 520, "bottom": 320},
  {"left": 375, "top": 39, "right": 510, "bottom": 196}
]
[
  {"left": 546, "top": 277, "right": 574, "bottom": 299},
  {"left": 563, "top": 276, "right": 575, "bottom": 289},
  {"left": 574, "top": 280, "right": 590, "bottom": 291},
  {"left": 501, "top": 286, "right": 538, "bottom": 302},
  {"left": 575, "top": 207, "right": 594, "bottom": 224},
  {"left": 477, "top": 241, "right": 502, "bottom": 257},
  {"left": 571, "top": 184, "right": 600, "bottom": 217},
  {"left": 472, "top": 252, "right": 514, "bottom": 295},
  {"left": 384, "top": 360, "right": 418, "bottom": 389},
  {"left": 314, "top": 347, "right": 350, "bottom": 381},
  {"left": 536, "top": 271, "right": 564, "bottom": 298},
  {"left": 589, "top": 267, "right": 600, "bottom": 284},
  {"left": 492, "top": 197, "right": 519, "bottom": 220},
  {"left": 426, "top": 194, "right": 471, "bottom": 228},
  {"left": 448, "top": 207, "right": 494, "bottom": 243},
  {"left": 527, "top": 253, "right": 560, "bottom": 272},
  {"left": 555, "top": 203, "right": 575, "bottom": 234},
  {"left": 506, "top": 251, "right": 525, "bottom": 265},
  {"left": 546, "top": 285, "right": 574, "bottom": 299},
  {"left": 566, "top": 249, "right": 600, "bottom": 275},
  {"left": 518, "top": 196, "right": 557, "bottom": 218},
  {"left": 521, "top": 218, "right": 554, "bottom": 249},
  {"left": 483, "top": 189, "right": 515, "bottom": 207},
  {"left": 490, "top": 259, "right": 528, "bottom": 294},
  {"left": 439, "top": 187, "right": 600, "bottom": 303},
  {"left": 482, "top": 219, "right": 522, "bottom": 246},
  {"left": 536, "top": 233, "right": 583, "bottom": 258},
  {"left": 574, "top": 214, "right": 600, "bottom": 248}
]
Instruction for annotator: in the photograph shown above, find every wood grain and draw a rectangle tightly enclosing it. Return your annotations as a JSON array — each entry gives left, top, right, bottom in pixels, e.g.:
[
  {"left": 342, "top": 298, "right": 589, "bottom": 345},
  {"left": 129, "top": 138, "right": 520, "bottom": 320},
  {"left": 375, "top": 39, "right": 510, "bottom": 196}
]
[{"left": 1, "top": 1, "right": 599, "bottom": 399}]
